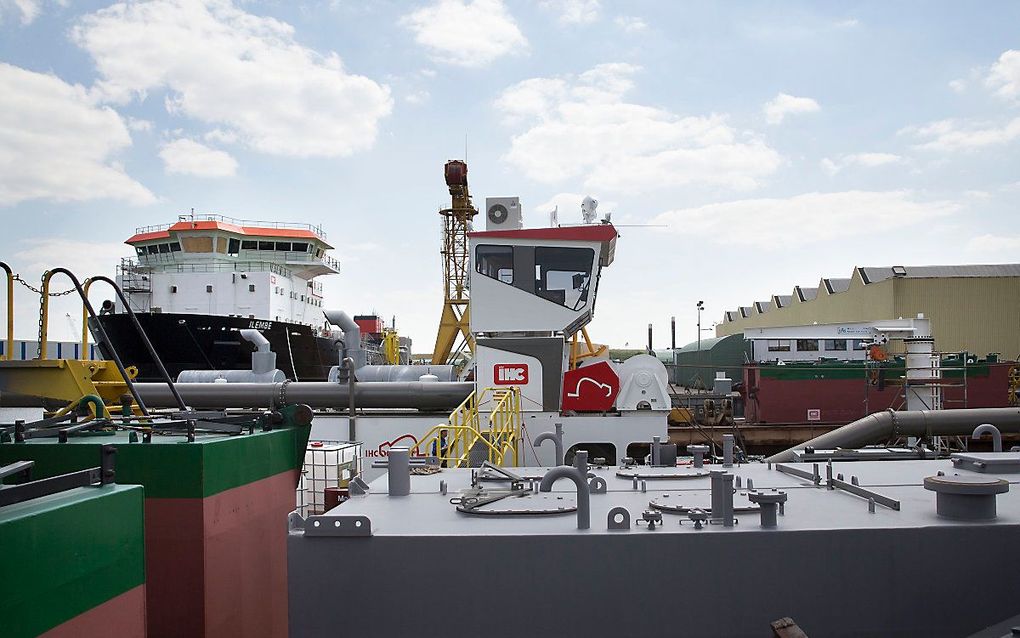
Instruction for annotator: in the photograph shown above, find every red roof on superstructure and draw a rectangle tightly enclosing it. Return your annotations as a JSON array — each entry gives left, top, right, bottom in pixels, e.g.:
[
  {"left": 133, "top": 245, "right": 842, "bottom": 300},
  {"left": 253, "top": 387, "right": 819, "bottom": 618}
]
[
  {"left": 126, "top": 220, "right": 332, "bottom": 248},
  {"left": 467, "top": 224, "right": 618, "bottom": 242}
]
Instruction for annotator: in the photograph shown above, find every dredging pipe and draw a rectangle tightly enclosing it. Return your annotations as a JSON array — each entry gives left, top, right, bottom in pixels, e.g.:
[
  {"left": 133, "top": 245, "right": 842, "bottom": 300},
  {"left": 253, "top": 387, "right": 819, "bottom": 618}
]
[
  {"left": 0, "top": 381, "right": 474, "bottom": 411},
  {"left": 766, "top": 407, "right": 1020, "bottom": 464}
]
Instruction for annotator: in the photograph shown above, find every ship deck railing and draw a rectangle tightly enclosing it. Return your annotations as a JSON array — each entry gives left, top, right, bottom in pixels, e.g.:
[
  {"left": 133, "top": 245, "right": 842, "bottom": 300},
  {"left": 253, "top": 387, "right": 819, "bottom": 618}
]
[{"left": 135, "top": 214, "right": 327, "bottom": 240}]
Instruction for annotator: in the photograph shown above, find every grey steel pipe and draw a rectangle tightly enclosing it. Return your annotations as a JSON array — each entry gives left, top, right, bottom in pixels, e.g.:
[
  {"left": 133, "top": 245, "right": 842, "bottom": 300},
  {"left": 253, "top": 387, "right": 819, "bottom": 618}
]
[
  {"left": 345, "top": 357, "right": 356, "bottom": 441},
  {"left": 539, "top": 466, "right": 590, "bottom": 530},
  {"left": 534, "top": 423, "right": 564, "bottom": 466},
  {"left": 767, "top": 408, "right": 1020, "bottom": 463},
  {"left": 972, "top": 424, "right": 1003, "bottom": 452},
  {"left": 129, "top": 381, "right": 474, "bottom": 410}
]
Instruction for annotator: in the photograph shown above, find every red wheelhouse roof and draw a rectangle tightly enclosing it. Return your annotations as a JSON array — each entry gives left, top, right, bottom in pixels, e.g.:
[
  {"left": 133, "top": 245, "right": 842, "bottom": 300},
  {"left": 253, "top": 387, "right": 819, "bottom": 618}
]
[
  {"left": 126, "top": 220, "right": 331, "bottom": 248},
  {"left": 467, "top": 224, "right": 618, "bottom": 242}
]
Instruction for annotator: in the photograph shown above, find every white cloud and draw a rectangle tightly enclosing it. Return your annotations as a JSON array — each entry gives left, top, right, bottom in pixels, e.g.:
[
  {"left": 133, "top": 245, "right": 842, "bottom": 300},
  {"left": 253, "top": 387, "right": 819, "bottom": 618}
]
[
  {"left": 541, "top": 0, "right": 599, "bottom": 24},
  {"left": 400, "top": 0, "right": 526, "bottom": 67},
  {"left": 763, "top": 92, "right": 820, "bottom": 125},
  {"left": 835, "top": 18, "right": 859, "bottom": 28},
  {"left": 1, "top": 0, "right": 39, "bottom": 24},
  {"left": 126, "top": 117, "right": 153, "bottom": 132},
  {"left": 496, "top": 63, "right": 782, "bottom": 193},
  {"left": 614, "top": 16, "right": 647, "bottom": 33},
  {"left": 985, "top": 49, "right": 1020, "bottom": 100},
  {"left": 159, "top": 138, "right": 237, "bottom": 177},
  {"left": 821, "top": 152, "right": 903, "bottom": 175},
  {"left": 405, "top": 90, "right": 430, "bottom": 105},
  {"left": 903, "top": 117, "right": 1020, "bottom": 152},
  {"left": 948, "top": 78, "right": 967, "bottom": 93},
  {"left": 72, "top": 0, "right": 392, "bottom": 158},
  {"left": 966, "top": 233, "right": 1020, "bottom": 256},
  {"left": 0, "top": 63, "right": 155, "bottom": 207},
  {"left": 651, "top": 191, "right": 959, "bottom": 247}
]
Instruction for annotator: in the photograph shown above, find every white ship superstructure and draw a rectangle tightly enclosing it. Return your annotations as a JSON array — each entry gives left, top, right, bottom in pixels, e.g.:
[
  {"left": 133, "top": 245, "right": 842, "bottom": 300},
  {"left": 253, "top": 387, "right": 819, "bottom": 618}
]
[{"left": 118, "top": 214, "right": 339, "bottom": 327}]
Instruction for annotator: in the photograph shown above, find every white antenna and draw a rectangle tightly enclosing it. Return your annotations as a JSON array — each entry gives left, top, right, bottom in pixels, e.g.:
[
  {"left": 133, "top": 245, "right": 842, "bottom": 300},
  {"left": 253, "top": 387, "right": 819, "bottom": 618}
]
[
  {"left": 581, "top": 196, "right": 598, "bottom": 224},
  {"left": 550, "top": 205, "right": 559, "bottom": 227}
]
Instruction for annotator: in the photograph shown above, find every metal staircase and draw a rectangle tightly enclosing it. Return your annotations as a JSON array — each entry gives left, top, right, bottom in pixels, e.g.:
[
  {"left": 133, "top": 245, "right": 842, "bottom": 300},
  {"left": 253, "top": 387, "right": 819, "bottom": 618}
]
[{"left": 412, "top": 387, "right": 522, "bottom": 468}]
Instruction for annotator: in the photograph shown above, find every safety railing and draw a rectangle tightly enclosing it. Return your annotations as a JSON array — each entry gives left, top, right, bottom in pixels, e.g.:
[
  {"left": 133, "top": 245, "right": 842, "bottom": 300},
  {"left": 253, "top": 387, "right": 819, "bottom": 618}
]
[
  {"left": 411, "top": 386, "right": 522, "bottom": 468},
  {"left": 1, "top": 262, "right": 12, "bottom": 360}
]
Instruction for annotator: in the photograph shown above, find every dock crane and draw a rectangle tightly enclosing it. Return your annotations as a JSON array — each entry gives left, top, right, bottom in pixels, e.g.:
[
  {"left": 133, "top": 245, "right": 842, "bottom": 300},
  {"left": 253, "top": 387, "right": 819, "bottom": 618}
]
[{"left": 430, "top": 160, "right": 476, "bottom": 365}]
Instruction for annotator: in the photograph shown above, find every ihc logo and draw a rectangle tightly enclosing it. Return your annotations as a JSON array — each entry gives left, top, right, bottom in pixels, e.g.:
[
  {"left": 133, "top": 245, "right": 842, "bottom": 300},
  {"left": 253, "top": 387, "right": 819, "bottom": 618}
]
[{"left": 493, "top": 363, "right": 529, "bottom": 385}]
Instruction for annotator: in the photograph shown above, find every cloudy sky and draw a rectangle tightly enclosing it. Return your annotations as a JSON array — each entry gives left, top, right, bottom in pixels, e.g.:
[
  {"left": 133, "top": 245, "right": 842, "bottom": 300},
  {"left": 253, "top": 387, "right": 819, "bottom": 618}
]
[{"left": 1, "top": 0, "right": 1018, "bottom": 351}]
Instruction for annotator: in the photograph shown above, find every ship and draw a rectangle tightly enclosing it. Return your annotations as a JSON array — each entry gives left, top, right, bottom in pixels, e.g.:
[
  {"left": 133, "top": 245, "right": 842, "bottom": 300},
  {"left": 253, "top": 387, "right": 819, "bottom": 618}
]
[{"left": 96, "top": 214, "right": 400, "bottom": 382}]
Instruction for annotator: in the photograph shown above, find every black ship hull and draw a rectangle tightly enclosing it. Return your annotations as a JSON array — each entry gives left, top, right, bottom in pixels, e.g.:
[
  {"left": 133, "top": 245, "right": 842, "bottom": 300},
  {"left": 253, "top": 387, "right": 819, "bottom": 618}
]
[{"left": 96, "top": 313, "right": 340, "bottom": 382}]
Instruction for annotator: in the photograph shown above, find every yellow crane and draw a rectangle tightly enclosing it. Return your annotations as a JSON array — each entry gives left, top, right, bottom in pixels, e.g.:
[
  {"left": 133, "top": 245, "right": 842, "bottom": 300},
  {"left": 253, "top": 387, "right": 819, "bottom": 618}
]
[{"left": 431, "top": 160, "right": 476, "bottom": 365}]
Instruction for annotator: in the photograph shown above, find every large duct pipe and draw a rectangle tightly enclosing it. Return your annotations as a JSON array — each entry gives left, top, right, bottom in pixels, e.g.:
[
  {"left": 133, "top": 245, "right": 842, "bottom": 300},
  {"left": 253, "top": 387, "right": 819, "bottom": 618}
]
[
  {"left": 767, "top": 407, "right": 1020, "bottom": 464},
  {"left": 127, "top": 381, "right": 474, "bottom": 410},
  {"left": 323, "top": 310, "right": 364, "bottom": 370}
]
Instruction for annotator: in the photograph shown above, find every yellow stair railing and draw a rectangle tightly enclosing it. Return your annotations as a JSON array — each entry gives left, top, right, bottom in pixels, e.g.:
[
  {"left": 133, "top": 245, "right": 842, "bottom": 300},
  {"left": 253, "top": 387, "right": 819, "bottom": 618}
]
[{"left": 411, "top": 387, "right": 522, "bottom": 468}]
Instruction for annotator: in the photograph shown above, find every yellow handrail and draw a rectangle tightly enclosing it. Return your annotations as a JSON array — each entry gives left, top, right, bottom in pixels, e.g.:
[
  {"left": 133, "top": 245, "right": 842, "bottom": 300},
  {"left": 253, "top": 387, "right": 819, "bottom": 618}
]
[{"left": 411, "top": 386, "right": 522, "bottom": 468}]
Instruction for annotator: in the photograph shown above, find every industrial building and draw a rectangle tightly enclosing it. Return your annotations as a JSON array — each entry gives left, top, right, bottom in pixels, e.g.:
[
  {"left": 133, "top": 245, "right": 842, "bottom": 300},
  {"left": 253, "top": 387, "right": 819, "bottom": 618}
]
[{"left": 716, "top": 264, "right": 1020, "bottom": 359}]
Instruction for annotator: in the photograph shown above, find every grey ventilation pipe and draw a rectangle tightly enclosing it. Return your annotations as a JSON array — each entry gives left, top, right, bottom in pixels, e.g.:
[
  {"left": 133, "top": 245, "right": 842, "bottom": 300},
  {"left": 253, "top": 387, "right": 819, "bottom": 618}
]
[
  {"left": 972, "top": 423, "right": 1003, "bottom": 452},
  {"left": 767, "top": 408, "right": 1020, "bottom": 463},
  {"left": 539, "top": 466, "right": 590, "bottom": 530},
  {"left": 534, "top": 423, "right": 565, "bottom": 466},
  {"left": 323, "top": 310, "right": 364, "bottom": 370},
  {"left": 240, "top": 329, "right": 276, "bottom": 374}
]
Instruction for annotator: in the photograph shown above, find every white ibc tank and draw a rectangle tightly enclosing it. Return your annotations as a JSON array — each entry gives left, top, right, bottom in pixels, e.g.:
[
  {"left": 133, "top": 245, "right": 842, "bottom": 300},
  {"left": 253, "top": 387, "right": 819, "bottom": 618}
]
[{"left": 616, "top": 354, "right": 671, "bottom": 411}]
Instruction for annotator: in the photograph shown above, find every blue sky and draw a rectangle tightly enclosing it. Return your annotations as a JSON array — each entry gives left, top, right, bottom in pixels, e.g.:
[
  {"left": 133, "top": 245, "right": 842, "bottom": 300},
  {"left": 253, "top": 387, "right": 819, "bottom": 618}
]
[{"left": 1, "top": 0, "right": 1018, "bottom": 350}]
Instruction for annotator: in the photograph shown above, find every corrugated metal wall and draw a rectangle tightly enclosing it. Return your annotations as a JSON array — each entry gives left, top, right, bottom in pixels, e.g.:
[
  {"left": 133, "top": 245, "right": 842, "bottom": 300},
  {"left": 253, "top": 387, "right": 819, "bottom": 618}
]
[{"left": 716, "top": 273, "right": 1020, "bottom": 358}]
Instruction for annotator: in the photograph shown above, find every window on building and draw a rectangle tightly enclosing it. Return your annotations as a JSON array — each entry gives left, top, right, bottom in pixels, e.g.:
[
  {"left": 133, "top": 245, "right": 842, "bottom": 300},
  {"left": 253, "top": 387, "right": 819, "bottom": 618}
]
[
  {"left": 475, "top": 245, "right": 514, "bottom": 284},
  {"left": 853, "top": 340, "right": 868, "bottom": 351},
  {"left": 276, "top": 242, "right": 292, "bottom": 251},
  {"left": 158, "top": 243, "right": 170, "bottom": 253},
  {"left": 534, "top": 246, "right": 594, "bottom": 310},
  {"left": 258, "top": 241, "right": 274, "bottom": 251},
  {"left": 248, "top": 284, "right": 256, "bottom": 292},
  {"left": 169, "top": 242, "right": 181, "bottom": 252},
  {"left": 147, "top": 245, "right": 159, "bottom": 254},
  {"left": 292, "top": 242, "right": 309, "bottom": 252},
  {"left": 136, "top": 247, "right": 145, "bottom": 257},
  {"left": 824, "top": 339, "right": 848, "bottom": 351},
  {"left": 228, "top": 239, "right": 240, "bottom": 255},
  {"left": 241, "top": 240, "right": 257, "bottom": 250},
  {"left": 767, "top": 339, "right": 791, "bottom": 352},
  {"left": 796, "top": 339, "right": 819, "bottom": 352}
]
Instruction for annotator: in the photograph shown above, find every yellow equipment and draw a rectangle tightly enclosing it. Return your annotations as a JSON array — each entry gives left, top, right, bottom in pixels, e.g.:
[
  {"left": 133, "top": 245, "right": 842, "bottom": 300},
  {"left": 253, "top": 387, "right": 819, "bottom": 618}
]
[
  {"left": 412, "top": 387, "right": 522, "bottom": 468},
  {"left": 381, "top": 328, "right": 401, "bottom": 366},
  {"left": 430, "top": 160, "right": 476, "bottom": 366}
]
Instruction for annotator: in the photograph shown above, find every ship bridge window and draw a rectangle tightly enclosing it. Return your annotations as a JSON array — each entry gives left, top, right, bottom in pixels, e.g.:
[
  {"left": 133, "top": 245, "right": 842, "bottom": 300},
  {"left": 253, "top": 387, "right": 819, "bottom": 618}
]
[
  {"left": 292, "top": 242, "right": 309, "bottom": 252},
  {"left": 275, "top": 242, "right": 292, "bottom": 251},
  {"left": 476, "top": 245, "right": 514, "bottom": 284},
  {"left": 136, "top": 247, "right": 146, "bottom": 257},
  {"left": 258, "top": 241, "right": 274, "bottom": 251},
  {"left": 227, "top": 238, "right": 240, "bottom": 255},
  {"left": 767, "top": 339, "right": 791, "bottom": 352},
  {"left": 241, "top": 240, "right": 257, "bottom": 250},
  {"left": 158, "top": 243, "right": 170, "bottom": 253},
  {"left": 170, "top": 242, "right": 181, "bottom": 252},
  {"left": 147, "top": 245, "right": 159, "bottom": 254},
  {"left": 535, "top": 246, "right": 594, "bottom": 310}
]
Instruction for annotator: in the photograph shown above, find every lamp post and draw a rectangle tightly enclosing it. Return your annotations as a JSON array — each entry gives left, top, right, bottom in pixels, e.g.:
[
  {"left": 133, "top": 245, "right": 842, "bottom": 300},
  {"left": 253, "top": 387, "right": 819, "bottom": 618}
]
[{"left": 696, "top": 300, "right": 704, "bottom": 353}]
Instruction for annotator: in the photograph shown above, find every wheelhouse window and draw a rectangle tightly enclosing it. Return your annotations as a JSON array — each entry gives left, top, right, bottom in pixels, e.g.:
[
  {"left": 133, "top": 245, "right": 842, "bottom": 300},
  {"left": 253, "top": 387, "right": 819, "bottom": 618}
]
[
  {"left": 227, "top": 239, "right": 240, "bottom": 256},
  {"left": 475, "top": 245, "right": 514, "bottom": 284},
  {"left": 534, "top": 246, "right": 594, "bottom": 310},
  {"left": 292, "top": 242, "right": 309, "bottom": 252},
  {"left": 169, "top": 242, "right": 182, "bottom": 252},
  {"left": 241, "top": 240, "right": 257, "bottom": 250},
  {"left": 767, "top": 339, "right": 791, "bottom": 352},
  {"left": 275, "top": 242, "right": 292, "bottom": 251},
  {"left": 258, "top": 241, "right": 274, "bottom": 251},
  {"left": 796, "top": 339, "right": 819, "bottom": 352}
]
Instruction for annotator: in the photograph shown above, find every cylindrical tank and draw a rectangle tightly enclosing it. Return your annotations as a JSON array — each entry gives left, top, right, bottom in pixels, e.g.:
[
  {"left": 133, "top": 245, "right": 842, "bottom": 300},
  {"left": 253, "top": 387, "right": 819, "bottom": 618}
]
[
  {"left": 177, "top": 369, "right": 287, "bottom": 384},
  {"left": 327, "top": 365, "right": 456, "bottom": 383},
  {"left": 905, "top": 336, "right": 941, "bottom": 411}
]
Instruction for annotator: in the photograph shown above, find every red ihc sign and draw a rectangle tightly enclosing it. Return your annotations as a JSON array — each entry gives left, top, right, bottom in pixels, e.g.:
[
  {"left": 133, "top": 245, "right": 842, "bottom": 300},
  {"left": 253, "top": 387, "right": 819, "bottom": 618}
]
[
  {"left": 494, "top": 363, "right": 529, "bottom": 385},
  {"left": 807, "top": 409, "right": 821, "bottom": 422},
  {"left": 561, "top": 361, "right": 619, "bottom": 412}
]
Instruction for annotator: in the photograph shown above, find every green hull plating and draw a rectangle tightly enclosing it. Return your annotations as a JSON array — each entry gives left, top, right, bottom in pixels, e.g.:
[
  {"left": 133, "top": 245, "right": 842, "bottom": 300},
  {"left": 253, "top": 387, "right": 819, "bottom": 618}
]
[{"left": 0, "top": 485, "right": 145, "bottom": 638}]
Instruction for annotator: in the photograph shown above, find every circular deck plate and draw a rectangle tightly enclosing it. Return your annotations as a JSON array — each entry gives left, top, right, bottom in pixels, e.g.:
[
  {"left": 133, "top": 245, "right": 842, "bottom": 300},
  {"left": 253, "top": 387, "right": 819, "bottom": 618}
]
[
  {"left": 457, "top": 494, "right": 577, "bottom": 516},
  {"left": 923, "top": 473, "right": 1009, "bottom": 495},
  {"left": 649, "top": 491, "right": 761, "bottom": 514},
  {"left": 616, "top": 469, "right": 711, "bottom": 480}
]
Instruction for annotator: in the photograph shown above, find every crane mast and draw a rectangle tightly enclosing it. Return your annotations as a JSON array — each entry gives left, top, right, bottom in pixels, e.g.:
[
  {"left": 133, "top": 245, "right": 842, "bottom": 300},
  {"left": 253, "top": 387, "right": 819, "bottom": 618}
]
[{"left": 431, "top": 160, "right": 476, "bottom": 365}]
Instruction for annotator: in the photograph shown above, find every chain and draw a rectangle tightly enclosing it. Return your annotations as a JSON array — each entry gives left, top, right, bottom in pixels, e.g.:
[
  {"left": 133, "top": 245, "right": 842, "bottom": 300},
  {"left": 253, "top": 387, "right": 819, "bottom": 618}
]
[{"left": 13, "top": 274, "right": 77, "bottom": 296}]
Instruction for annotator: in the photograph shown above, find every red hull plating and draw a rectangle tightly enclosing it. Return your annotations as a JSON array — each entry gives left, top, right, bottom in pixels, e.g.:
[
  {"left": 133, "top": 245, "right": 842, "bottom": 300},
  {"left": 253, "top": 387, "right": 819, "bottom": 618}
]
[{"left": 40, "top": 585, "right": 146, "bottom": 638}]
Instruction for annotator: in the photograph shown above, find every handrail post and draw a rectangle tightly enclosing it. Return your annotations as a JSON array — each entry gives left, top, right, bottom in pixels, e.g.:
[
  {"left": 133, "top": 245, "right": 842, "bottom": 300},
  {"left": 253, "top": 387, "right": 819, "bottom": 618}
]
[
  {"left": 0, "top": 262, "right": 12, "bottom": 360},
  {"left": 80, "top": 278, "right": 95, "bottom": 354},
  {"left": 38, "top": 271, "right": 51, "bottom": 359}
]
